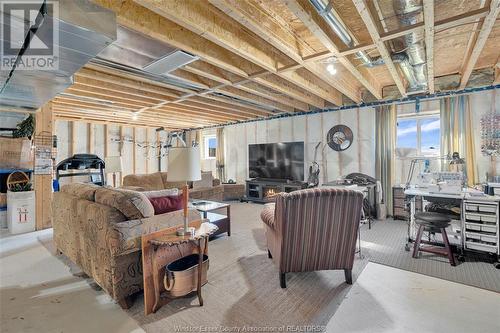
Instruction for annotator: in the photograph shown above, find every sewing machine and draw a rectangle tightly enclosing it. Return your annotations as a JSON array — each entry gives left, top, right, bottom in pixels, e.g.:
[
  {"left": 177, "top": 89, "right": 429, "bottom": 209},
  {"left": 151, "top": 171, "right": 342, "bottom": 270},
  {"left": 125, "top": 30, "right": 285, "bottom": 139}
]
[{"left": 426, "top": 172, "right": 464, "bottom": 195}]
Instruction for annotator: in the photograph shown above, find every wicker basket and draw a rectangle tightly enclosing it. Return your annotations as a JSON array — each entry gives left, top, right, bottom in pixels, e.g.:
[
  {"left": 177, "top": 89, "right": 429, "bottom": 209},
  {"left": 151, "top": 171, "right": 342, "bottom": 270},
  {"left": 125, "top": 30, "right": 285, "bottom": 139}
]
[{"left": 164, "top": 254, "right": 209, "bottom": 297}]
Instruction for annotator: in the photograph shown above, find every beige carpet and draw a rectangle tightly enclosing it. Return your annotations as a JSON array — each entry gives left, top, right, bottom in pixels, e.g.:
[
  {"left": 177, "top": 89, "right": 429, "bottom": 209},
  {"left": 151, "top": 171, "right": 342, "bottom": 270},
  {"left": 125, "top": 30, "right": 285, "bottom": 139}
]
[{"left": 124, "top": 202, "right": 369, "bottom": 332}]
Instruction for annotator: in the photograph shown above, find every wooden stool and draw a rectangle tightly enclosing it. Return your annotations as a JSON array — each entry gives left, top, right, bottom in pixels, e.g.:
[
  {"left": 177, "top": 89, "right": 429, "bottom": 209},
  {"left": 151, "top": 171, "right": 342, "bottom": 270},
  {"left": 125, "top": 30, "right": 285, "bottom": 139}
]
[{"left": 412, "top": 212, "right": 456, "bottom": 266}]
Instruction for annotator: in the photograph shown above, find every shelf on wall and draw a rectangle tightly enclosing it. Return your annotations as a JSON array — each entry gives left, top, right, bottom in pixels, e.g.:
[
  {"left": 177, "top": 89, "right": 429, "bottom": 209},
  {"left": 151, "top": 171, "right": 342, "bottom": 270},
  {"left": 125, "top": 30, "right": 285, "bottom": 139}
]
[{"left": 0, "top": 169, "right": 33, "bottom": 174}]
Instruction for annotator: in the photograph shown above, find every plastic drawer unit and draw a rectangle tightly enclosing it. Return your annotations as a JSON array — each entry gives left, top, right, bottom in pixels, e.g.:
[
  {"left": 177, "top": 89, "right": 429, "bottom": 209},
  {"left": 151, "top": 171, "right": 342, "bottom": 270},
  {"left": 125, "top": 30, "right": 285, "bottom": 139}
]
[{"left": 463, "top": 200, "right": 499, "bottom": 256}]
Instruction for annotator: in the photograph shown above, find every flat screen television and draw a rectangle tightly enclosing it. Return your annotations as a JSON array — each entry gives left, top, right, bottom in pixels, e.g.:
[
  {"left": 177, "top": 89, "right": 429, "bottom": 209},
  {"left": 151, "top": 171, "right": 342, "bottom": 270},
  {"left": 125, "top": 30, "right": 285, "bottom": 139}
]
[{"left": 248, "top": 142, "right": 304, "bottom": 181}]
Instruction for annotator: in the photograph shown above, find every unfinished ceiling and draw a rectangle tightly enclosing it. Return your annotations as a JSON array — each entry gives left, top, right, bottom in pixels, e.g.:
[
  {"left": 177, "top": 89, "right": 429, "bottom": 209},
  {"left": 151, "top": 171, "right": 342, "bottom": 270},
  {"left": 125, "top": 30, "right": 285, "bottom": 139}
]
[{"left": 50, "top": 0, "right": 500, "bottom": 130}]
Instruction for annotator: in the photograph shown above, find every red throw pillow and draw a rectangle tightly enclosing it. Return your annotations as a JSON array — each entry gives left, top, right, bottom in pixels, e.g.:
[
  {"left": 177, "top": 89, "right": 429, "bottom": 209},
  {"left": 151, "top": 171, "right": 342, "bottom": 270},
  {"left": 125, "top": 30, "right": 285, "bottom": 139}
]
[{"left": 148, "top": 195, "right": 183, "bottom": 215}]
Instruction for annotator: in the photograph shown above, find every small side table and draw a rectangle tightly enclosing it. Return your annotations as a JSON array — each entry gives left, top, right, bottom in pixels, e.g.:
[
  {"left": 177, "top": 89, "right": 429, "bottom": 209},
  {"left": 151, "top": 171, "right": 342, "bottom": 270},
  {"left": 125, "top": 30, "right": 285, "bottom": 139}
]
[
  {"left": 191, "top": 200, "right": 231, "bottom": 236},
  {"left": 141, "top": 221, "right": 218, "bottom": 315}
]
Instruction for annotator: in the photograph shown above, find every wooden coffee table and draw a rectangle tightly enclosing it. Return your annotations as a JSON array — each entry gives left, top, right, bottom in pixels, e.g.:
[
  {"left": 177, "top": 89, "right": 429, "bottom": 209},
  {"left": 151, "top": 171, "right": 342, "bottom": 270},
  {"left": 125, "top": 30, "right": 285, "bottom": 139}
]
[{"left": 191, "top": 200, "right": 231, "bottom": 236}]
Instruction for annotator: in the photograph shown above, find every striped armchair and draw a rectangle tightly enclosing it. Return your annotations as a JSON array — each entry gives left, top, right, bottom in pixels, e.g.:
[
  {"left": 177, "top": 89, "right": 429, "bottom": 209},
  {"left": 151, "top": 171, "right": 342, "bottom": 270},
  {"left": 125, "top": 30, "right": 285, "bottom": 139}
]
[{"left": 260, "top": 188, "right": 363, "bottom": 288}]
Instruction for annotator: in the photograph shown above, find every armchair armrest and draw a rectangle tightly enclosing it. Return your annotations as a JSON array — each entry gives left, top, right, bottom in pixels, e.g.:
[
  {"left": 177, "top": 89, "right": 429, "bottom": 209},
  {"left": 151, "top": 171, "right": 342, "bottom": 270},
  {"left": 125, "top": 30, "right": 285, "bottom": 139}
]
[
  {"left": 213, "top": 178, "right": 221, "bottom": 186},
  {"left": 260, "top": 203, "right": 276, "bottom": 229}
]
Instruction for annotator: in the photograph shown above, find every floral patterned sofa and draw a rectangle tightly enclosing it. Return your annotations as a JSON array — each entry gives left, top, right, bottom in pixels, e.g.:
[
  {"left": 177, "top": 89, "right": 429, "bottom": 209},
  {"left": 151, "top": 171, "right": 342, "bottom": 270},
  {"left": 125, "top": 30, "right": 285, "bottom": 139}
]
[
  {"left": 52, "top": 183, "right": 201, "bottom": 308},
  {"left": 123, "top": 171, "right": 244, "bottom": 201}
]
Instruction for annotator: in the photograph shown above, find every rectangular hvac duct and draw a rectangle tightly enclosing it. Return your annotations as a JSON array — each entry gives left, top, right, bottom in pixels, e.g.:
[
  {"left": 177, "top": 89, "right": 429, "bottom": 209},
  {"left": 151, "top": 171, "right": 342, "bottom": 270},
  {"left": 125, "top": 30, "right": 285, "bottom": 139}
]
[
  {"left": 0, "top": 0, "right": 117, "bottom": 111},
  {"left": 143, "top": 50, "right": 198, "bottom": 75}
]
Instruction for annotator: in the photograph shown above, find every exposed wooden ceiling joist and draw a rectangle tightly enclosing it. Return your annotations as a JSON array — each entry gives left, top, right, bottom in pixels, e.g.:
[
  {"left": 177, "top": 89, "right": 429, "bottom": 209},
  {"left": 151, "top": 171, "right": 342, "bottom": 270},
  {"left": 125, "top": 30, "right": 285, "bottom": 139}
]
[
  {"left": 216, "top": 86, "right": 295, "bottom": 113},
  {"left": 76, "top": 67, "right": 183, "bottom": 98},
  {"left": 182, "top": 60, "right": 311, "bottom": 111},
  {"left": 176, "top": 99, "right": 261, "bottom": 119},
  {"left": 423, "top": 0, "right": 435, "bottom": 94},
  {"left": 237, "top": 82, "right": 309, "bottom": 111},
  {"left": 280, "top": 0, "right": 382, "bottom": 100},
  {"left": 330, "top": 7, "right": 490, "bottom": 59},
  {"left": 164, "top": 103, "right": 248, "bottom": 121},
  {"left": 459, "top": 0, "right": 500, "bottom": 88},
  {"left": 73, "top": 76, "right": 176, "bottom": 102},
  {"left": 50, "top": 0, "right": 499, "bottom": 130},
  {"left": 133, "top": 0, "right": 343, "bottom": 106},
  {"left": 209, "top": 0, "right": 362, "bottom": 103},
  {"left": 353, "top": 0, "right": 406, "bottom": 96},
  {"left": 53, "top": 101, "right": 221, "bottom": 126},
  {"left": 52, "top": 107, "right": 212, "bottom": 128},
  {"left": 82, "top": 61, "right": 277, "bottom": 118},
  {"left": 459, "top": 1, "right": 487, "bottom": 75},
  {"left": 253, "top": 74, "right": 325, "bottom": 109}
]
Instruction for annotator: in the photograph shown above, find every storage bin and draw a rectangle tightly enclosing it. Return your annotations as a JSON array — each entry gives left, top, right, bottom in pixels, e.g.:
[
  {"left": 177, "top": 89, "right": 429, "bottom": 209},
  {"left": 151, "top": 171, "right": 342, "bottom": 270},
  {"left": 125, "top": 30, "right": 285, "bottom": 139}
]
[
  {"left": 465, "top": 232, "right": 481, "bottom": 241},
  {"left": 466, "top": 241, "right": 497, "bottom": 253},
  {"left": 465, "top": 213, "right": 481, "bottom": 222},
  {"left": 465, "top": 204, "right": 478, "bottom": 212},
  {"left": 480, "top": 215, "right": 497, "bottom": 224},
  {"left": 480, "top": 234, "right": 498, "bottom": 244},
  {"left": 465, "top": 223, "right": 481, "bottom": 231},
  {"left": 481, "top": 225, "right": 497, "bottom": 233},
  {"left": 478, "top": 205, "right": 497, "bottom": 214},
  {"left": 7, "top": 190, "right": 35, "bottom": 234},
  {"left": 164, "top": 254, "right": 209, "bottom": 297}
]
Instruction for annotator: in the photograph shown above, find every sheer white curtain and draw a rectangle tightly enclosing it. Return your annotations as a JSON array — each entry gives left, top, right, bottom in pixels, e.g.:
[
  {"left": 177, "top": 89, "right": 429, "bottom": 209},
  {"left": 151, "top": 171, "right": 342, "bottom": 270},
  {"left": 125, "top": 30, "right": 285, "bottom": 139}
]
[
  {"left": 440, "top": 95, "right": 477, "bottom": 186},
  {"left": 375, "top": 104, "right": 396, "bottom": 215}
]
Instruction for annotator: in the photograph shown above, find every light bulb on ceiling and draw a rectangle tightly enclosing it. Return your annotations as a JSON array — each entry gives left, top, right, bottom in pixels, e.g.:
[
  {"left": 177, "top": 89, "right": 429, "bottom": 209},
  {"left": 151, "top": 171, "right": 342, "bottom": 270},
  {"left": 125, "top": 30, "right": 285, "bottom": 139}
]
[
  {"left": 132, "top": 113, "right": 138, "bottom": 121},
  {"left": 327, "top": 64, "right": 337, "bottom": 75}
]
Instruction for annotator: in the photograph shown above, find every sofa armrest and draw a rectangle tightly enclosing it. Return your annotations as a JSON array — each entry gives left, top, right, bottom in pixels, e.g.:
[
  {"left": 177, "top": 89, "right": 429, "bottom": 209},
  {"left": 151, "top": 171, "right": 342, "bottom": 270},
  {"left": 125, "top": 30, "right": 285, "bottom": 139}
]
[
  {"left": 110, "top": 208, "right": 201, "bottom": 255},
  {"left": 213, "top": 178, "right": 221, "bottom": 186}
]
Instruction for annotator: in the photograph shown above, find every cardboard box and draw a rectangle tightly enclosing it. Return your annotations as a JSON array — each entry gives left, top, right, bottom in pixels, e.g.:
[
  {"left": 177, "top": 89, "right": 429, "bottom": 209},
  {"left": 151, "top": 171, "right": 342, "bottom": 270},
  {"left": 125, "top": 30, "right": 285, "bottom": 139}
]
[{"left": 0, "top": 137, "right": 33, "bottom": 169}]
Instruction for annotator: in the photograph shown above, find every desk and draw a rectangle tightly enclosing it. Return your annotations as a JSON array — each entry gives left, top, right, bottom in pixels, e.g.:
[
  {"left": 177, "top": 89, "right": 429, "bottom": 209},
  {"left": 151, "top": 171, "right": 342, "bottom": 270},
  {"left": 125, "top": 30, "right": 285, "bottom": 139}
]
[{"left": 404, "top": 188, "right": 500, "bottom": 262}]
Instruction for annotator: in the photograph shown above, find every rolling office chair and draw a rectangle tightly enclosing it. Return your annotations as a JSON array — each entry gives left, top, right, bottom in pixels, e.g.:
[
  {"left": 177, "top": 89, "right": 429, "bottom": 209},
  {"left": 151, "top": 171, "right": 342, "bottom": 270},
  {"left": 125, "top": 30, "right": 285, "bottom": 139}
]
[{"left": 412, "top": 212, "right": 456, "bottom": 266}]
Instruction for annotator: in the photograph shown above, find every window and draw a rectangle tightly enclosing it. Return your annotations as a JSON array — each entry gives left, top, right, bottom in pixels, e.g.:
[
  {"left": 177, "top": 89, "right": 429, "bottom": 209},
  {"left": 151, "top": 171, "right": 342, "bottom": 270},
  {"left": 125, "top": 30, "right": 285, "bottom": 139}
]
[
  {"left": 397, "top": 113, "right": 440, "bottom": 156},
  {"left": 204, "top": 135, "right": 217, "bottom": 159}
]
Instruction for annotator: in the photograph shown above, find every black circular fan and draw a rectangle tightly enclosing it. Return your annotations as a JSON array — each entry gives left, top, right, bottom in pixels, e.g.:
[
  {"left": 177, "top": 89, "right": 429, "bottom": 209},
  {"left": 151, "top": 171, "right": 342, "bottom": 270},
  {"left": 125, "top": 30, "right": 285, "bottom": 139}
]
[{"left": 327, "top": 125, "right": 353, "bottom": 151}]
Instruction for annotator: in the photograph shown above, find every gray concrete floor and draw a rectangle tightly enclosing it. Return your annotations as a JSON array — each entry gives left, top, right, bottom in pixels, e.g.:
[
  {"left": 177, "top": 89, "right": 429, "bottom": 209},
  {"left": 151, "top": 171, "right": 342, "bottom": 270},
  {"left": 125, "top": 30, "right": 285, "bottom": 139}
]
[
  {"left": 0, "top": 228, "right": 144, "bottom": 333},
  {"left": 327, "top": 262, "right": 500, "bottom": 333}
]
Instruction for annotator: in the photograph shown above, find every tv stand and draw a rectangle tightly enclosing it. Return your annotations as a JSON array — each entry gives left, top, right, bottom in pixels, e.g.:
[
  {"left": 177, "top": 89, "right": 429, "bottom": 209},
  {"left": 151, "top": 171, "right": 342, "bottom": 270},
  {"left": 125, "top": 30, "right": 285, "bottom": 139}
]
[{"left": 245, "top": 178, "right": 308, "bottom": 203}]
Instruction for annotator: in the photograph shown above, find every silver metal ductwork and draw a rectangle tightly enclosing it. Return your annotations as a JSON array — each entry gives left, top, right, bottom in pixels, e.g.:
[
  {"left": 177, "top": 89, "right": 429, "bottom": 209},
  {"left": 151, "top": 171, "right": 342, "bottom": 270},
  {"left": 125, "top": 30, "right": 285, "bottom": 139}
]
[
  {"left": 309, "top": 0, "right": 371, "bottom": 65},
  {"left": 393, "top": 0, "right": 428, "bottom": 92},
  {"left": 0, "top": 0, "right": 117, "bottom": 111}
]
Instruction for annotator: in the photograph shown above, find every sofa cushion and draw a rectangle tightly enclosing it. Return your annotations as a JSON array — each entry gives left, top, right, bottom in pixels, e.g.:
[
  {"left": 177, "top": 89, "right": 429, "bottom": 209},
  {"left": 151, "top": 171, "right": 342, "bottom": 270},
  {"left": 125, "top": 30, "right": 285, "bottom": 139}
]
[
  {"left": 95, "top": 187, "right": 155, "bottom": 219},
  {"left": 193, "top": 171, "right": 213, "bottom": 189},
  {"left": 60, "top": 182, "right": 100, "bottom": 201},
  {"left": 149, "top": 195, "right": 183, "bottom": 214},
  {"left": 160, "top": 172, "right": 187, "bottom": 189},
  {"left": 142, "top": 188, "right": 179, "bottom": 198},
  {"left": 123, "top": 172, "right": 164, "bottom": 191}
]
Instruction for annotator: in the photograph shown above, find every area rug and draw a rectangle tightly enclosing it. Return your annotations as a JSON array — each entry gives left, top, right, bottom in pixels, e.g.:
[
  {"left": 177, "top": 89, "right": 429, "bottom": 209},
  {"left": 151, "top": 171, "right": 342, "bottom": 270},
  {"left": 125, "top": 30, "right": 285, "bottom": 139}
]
[{"left": 361, "top": 219, "right": 500, "bottom": 292}]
